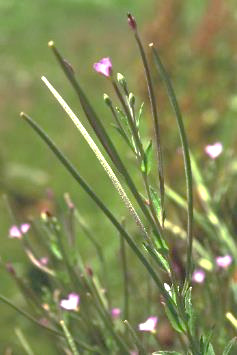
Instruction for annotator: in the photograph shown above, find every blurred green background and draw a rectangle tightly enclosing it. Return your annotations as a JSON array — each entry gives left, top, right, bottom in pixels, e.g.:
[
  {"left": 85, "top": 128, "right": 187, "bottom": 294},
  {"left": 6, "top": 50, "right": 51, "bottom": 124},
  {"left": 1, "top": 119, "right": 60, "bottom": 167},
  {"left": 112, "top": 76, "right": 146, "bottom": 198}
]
[{"left": 0, "top": 0, "right": 237, "bottom": 352}]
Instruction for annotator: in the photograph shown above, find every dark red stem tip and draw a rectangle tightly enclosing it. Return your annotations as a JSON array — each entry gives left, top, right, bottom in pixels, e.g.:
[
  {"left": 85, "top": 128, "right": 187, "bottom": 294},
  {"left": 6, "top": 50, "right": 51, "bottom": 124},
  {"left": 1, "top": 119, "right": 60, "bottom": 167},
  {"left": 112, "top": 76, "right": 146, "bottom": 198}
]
[{"left": 127, "top": 13, "right": 137, "bottom": 30}]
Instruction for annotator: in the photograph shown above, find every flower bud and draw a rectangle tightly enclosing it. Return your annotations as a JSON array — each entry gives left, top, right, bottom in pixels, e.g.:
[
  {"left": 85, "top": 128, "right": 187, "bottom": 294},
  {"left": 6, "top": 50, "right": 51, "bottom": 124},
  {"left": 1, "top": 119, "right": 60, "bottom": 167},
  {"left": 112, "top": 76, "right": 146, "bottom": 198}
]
[
  {"left": 103, "top": 93, "right": 112, "bottom": 106},
  {"left": 117, "top": 73, "right": 128, "bottom": 93},
  {"left": 127, "top": 13, "right": 137, "bottom": 30},
  {"left": 128, "top": 92, "right": 135, "bottom": 106}
]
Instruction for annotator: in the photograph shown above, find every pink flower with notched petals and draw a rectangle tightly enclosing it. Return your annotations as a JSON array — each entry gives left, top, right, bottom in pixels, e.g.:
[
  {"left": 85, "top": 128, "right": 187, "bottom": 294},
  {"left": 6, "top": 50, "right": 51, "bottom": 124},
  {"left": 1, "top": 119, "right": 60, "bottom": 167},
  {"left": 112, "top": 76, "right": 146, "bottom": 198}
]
[
  {"left": 138, "top": 316, "right": 158, "bottom": 332},
  {"left": 205, "top": 142, "right": 223, "bottom": 159},
  {"left": 93, "top": 57, "right": 112, "bottom": 77},
  {"left": 9, "top": 223, "right": 30, "bottom": 239},
  {"left": 60, "top": 293, "right": 80, "bottom": 311},
  {"left": 216, "top": 255, "right": 232, "bottom": 269},
  {"left": 192, "top": 269, "right": 206, "bottom": 283}
]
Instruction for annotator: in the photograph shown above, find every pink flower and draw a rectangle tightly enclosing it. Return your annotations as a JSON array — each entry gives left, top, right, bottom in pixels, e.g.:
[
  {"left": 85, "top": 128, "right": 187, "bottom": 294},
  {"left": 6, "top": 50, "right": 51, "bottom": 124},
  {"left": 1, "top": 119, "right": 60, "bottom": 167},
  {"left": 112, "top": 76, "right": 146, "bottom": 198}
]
[
  {"left": 93, "top": 57, "right": 112, "bottom": 77},
  {"left": 205, "top": 142, "right": 223, "bottom": 159},
  {"left": 60, "top": 293, "right": 80, "bottom": 311},
  {"left": 138, "top": 316, "right": 158, "bottom": 332},
  {"left": 216, "top": 255, "right": 232, "bottom": 269},
  {"left": 9, "top": 223, "right": 30, "bottom": 239},
  {"left": 111, "top": 308, "right": 121, "bottom": 319},
  {"left": 192, "top": 269, "right": 205, "bottom": 283},
  {"left": 39, "top": 257, "right": 49, "bottom": 266}
]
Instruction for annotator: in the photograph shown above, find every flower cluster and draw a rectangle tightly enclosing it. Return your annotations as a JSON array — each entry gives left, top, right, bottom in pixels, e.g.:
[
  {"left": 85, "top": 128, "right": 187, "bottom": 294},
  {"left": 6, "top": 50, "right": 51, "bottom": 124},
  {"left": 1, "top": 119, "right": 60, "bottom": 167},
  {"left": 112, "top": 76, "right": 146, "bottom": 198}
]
[{"left": 9, "top": 223, "right": 30, "bottom": 239}]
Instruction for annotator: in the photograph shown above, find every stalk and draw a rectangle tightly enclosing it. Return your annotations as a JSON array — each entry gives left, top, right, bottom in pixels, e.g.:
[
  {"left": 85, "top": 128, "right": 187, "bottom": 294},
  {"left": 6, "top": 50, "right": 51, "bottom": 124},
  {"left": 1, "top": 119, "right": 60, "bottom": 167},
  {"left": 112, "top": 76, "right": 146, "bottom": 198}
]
[
  {"left": 47, "top": 41, "right": 162, "bottom": 242},
  {"left": 150, "top": 44, "right": 193, "bottom": 291},
  {"left": 41, "top": 76, "right": 147, "bottom": 239},
  {"left": 128, "top": 15, "right": 165, "bottom": 225},
  {"left": 21, "top": 112, "right": 179, "bottom": 319}
]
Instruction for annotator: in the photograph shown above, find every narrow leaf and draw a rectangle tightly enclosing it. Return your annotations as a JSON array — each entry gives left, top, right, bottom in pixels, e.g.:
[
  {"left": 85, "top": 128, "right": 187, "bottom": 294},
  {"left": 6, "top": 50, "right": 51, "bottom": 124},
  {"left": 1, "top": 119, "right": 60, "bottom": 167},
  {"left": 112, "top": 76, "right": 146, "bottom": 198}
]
[
  {"left": 223, "top": 337, "right": 237, "bottom": 355},
  {"left": 141, "top": 140, "right": 153, "bottom": 175}
]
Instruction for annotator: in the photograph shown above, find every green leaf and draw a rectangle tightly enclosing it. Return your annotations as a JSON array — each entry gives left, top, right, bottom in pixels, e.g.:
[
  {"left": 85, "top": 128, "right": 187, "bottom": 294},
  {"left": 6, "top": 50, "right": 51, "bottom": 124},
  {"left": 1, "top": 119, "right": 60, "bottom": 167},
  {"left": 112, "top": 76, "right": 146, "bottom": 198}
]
[
  {"left": 164, "top": 303, "right": 185, "bottom": 334},
  {"left": 144, "top": 244, "right": 170, "bottom": 273},
  {"left": 200, "top": 329, "right": 215, "bottom": 355},
  {"left": 116, "top": 107, "right": 129, "bottom": 126},
  {"left": 185, "top": 287, "right": 194, "bottom": 334},
  {"left": 111, "top": 123, "right": 132, "bottom": 149},
  {"left": 136, "top": 102, "right": 144, "bottom": 128},
  {"left": 50, "top": 240, "right": 63, "bottom": 260},
  {"left": 141, "top": 140, "right": 153, "bottom": 175},
  {"left": 206, "top": 343, "right": 215, "bottom": 355},
  {"left": 223, "top": 337, "right": 237, "bottom": 355},
  {"left": 150, "top": 186, "right": 162, "bottom": 221}
]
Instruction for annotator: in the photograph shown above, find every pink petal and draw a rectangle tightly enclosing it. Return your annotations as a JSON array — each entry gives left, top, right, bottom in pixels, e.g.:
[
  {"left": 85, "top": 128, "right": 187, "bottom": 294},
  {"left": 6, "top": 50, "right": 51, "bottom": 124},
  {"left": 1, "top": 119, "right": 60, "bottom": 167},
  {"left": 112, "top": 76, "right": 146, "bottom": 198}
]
[
  {"left": 205, "top": 142, "right": 223, "bottom": 159},
  {"left": 192, "top": 269, "right": 205, "bottom": 283},
  {"left": 138, "top": 316, "right": 158, "bottom": 332},
  {"left": 111, "top": 308, "right": 121, "bottom": 319},
  {"left": 9, "top": 225, "right": 22, "bottom": 239},
  {"left": 93, "top": 57, "right": 112, "bottom": 77},
  {"left": 39, "top": 257, "right": 49, "bottom": 266},
  {"left": 20, "top": 223, "right": 30, "bottom": 234},
  {"left": 60, "top": 293, "right": 80, "bottom": 311},
  {"left": 216, "top": 255, "right": 232, "bottom": 269}
]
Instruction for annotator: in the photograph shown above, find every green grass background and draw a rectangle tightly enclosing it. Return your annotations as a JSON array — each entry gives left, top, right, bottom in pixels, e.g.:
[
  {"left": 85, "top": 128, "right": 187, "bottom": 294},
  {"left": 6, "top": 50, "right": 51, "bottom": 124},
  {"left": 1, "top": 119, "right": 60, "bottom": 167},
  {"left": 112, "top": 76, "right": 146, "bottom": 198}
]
[{"left": 0, "top": 0, "right": 237, "bottom": 352}]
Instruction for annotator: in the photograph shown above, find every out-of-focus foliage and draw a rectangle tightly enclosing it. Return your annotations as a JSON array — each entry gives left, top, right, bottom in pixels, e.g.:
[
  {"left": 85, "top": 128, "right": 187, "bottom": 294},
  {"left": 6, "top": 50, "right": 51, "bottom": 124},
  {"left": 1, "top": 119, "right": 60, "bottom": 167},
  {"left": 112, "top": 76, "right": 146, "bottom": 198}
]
[{"left": 0, "top": 0, "right": 237, "bottom": 353}]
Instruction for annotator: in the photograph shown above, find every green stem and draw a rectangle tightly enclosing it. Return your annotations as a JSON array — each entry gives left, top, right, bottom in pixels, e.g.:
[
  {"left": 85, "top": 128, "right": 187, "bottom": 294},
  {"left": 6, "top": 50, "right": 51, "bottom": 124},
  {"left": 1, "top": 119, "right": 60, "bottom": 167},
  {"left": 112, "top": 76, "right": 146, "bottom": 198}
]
[
  {"left": 107, "top": 100, "right": 134, "bottom": 151},
  {"left": 124, "top": 320, "right": 146, "bottom": 355},
  {"left": 111, "top": 79, "right": 144, "bottom": 161},
  {"left": 0, "top": 294, "right": 98, "bottom": 352},
  {"left": 150, "top": 44, "right": 193, "bottom": 291},
  {"left": 15, "top": 328, "right": 35, "bottom": 355},
  {"left": 120, "top": 232, "right": 129, "bottom": 320},
  {"left": 60, "top": 320, "right": 80, "bottom": 355},
  {"left": 111, "top": 79, "right": 164, "bottom": 245},
  {"left": 21, "top": 112, "right": 178, "bottom": 319},
  {"left": 48, "top": 41, "right": 160, "bottom": 244},
  {"left": 86, "top": 277, "right": 131, "bottom": 354},
  {"left": 133, "top": 30, "right": 165, "bottom": 226},
  {"left": 191, "top": 153, "right": 236, "bottom": 256}
]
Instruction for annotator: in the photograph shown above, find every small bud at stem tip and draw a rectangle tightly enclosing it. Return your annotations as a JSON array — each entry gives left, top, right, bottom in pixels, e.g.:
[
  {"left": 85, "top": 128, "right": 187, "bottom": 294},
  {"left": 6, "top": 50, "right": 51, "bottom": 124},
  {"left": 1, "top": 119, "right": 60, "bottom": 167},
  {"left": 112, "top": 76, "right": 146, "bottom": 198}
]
[{"left": 48, "top": 40, "right": 54, "bottom": 48}]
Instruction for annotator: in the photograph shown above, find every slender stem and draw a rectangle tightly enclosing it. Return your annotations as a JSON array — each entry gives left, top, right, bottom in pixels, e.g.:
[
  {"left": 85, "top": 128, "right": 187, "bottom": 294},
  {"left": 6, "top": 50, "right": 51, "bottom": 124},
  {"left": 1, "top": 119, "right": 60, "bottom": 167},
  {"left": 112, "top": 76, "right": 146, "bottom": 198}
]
[
  {"left": 120, "top": 233, "right": 129, "bottom": 320},
  {"left": 41, "top": 76, "right": 148, "bottom": 240},
  {"left": 60, "top": 320, "right": 80, "bottom": 355},
  {"left": 15, "top": 328, "right": 35, "bottom": 355},
  {"left": 86, "top": 277, "right": 131, "bottom": 354},
  {"left": 150, "top": 44, "right": 193, "bottom": 291},
  {"left": 142, "top": 172, "right": 163, "bottom": 238},
  {"left": 112, "top": 79, "right": 165, "bottom": 245},
  {"left": 0, "top": 294, "right": 98, "bottom": 352},
  {"left": 21, "top": 112, "right": 178, "bottom": 318},
  {"left": 52, "top": 221, "right": 81, "bottom": 291},
  {"left": 191, "top": 153, "right": 236, "bottom": 256},
  {"left": 107, "top": 102, "right": 134, "bottom": 151},
  {"left": 74, "top": 209, "right": 109, "bottom": 301},
  {"left": 133, "top": 31, "right": 165, "bottom": 226},
  {"left": 112, "top": 79, "right": 144, "bottom": 161},
  {"left": 124, "top": 320, "right": 147, "bottom": 355},
  {"left": 48, "top": 41, "right": 157, "bottom": 234}
]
